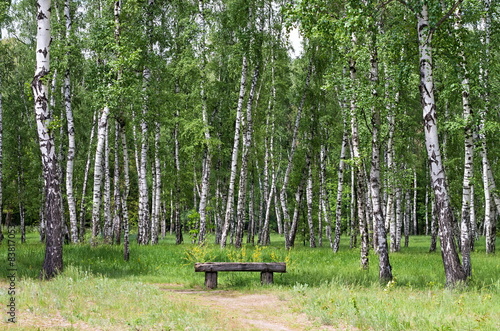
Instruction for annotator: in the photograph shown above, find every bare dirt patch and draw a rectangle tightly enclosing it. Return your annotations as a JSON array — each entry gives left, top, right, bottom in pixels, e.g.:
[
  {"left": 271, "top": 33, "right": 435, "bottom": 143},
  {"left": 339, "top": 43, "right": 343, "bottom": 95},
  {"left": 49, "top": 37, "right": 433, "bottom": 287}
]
[{"left": 160, "top": 285, "right": 344, "bottom": 330}]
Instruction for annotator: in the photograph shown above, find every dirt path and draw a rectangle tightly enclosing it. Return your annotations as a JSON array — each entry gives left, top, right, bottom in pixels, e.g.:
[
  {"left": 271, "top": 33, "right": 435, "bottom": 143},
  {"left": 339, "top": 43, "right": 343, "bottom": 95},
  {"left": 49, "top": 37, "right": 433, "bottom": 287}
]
[{"left": 162, "top": 287, "right": 340, "bottom": 331}]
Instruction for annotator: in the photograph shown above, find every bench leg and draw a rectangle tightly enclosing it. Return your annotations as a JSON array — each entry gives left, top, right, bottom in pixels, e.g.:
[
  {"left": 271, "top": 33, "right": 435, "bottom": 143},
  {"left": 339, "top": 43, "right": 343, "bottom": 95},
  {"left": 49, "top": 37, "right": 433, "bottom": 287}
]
[
  {"left": 260, "top": 271, "right": 274, "bottom": 284},
  {"left": 205, "top": 272, "right": 218, "bottom": 289}
]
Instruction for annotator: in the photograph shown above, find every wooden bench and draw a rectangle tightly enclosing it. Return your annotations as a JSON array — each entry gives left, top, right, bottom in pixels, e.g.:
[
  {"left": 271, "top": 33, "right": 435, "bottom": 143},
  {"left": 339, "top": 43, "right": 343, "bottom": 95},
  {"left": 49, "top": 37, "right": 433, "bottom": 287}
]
[{"left": 194, "top": 262, "right": 286, "bottom": 289}]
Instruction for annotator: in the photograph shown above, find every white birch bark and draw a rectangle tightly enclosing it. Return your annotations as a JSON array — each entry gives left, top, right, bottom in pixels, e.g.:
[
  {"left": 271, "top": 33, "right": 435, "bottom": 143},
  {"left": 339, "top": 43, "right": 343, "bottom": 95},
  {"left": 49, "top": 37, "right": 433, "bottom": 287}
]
[
  {"left": 305, "top": 153, "right": 316, "bottom": 248},
  {"left": 120, "top": 121, "right": 131, "bottom": 261},
  {"left": 455, "top": 8, "right": 473, "bottom": 276},
  {"left": 138, "top": 69, "right": 150, "bottom": 245},
  {"left": 413, "top": 171, "right": 418, "bottom": 235},
  {"left": 173, "top": 108, "right": 182, "bottom": 244},
  {"left": 151, "top": 121, "right": 161, "bottom": 244},
  {"left": 418, "top": 4, "right": 466, "bottom": 285},
  {"left": 112, "top": 121, "right": 122, "bottom": 244},
  {"left": 33, "top": 0, "right": 64, "bottom": 278},
  {"left": 64, "top": 0, "right": 78, "bottom": 243},
  {"left": 79, "top": 110, "right": 97, "bottom": 241},
  {"left": 394, "top": 186, "right": 402, "bottom": 252},
  {"left": 103, "top": 121, "right": 112, "bottom": 242},
  {"left": 319, "top": 144, "right": 335, "bottom": 251},
  {"left": 404, "top": 190, "right": 410, "bottom": 248},
  {"left": 235, "top": 65, "right": 259, "bottom": 248},
  {"left": 333, "top": 129, "right": 347, "bottom": 252},
  {"left": 197, "top": 0, "right": 212, "bottom": 244},
  {"left": 91, "top": 106, "right": 110, "bottom": 241},
  {"left": 349, "top": 55, "right": 369, "bottom": 269},
  {"left": 220, "top": 55, "right": 248, "bottom": 248},
  {"left": 479, "top": 0, "right": 496, "bottom": 254},
  {"left": 368, "top": 36, "right": 392, "bottom": 281}
]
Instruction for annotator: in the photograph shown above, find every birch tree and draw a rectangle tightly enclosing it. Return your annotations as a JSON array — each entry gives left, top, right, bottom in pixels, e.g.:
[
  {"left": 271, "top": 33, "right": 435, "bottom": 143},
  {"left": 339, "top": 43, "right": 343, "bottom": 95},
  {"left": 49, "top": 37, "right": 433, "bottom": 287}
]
[
  {"left": 417, "top": 2, "right": 466, "bottom": 286},
  {"left": 64, "top": 0, "right": 78, "bottom": 243},
  {"left": 32, "top": 0, "right": 64, "bottom": 278}
]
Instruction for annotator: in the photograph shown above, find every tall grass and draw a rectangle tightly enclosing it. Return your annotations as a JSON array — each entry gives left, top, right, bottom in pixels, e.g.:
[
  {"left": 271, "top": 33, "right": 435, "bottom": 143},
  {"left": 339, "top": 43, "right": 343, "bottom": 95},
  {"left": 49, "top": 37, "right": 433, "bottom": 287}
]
[{"left": 2, "top": 231, "right": 499, "bottom": 330}]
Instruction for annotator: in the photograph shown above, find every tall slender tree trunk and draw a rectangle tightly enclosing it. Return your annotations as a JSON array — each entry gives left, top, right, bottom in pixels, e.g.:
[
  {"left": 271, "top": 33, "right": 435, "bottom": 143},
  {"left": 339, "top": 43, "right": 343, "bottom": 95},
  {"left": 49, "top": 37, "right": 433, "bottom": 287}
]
[
  {"left": 103, "top": 121, "right": 112, "bottom": 242},
  {"left": 174, "top": 108, "right": 182, "bottom": 244},
  {"left": 220, "top": 55, "right": 248, "bottom": 248},
  {"left": 198, "top": 0, "right": 212, "bottom": 244},
  {"left": 333, "top": 129, "right": 347, "bottom": 252},
  {"left": 91, "top": 107, "right": 110, "bottom": 241},
  {"left": 151, "top": 121, "right": 161, "bottom": 244},
  {"left": 319, "top": 144, "right": 335, "bottom": 251},
  {"left": 279, "top": 62, "right": 312, "bottom": 248},
  {"left": 235, "top": 65, "right": 259, "bottom": 248},
  {"left": 413, "top": 171, "right": 418, "bottom": 235},
  {"left": 455, "top": 8, "right": 473, "bottom": 277},
  {"left": 418, "top": 4, "right": 466, "bottom": 286},
  {"left": 394, "top": 186, "right": 402, "bottom": 252},
  {"left": 137, "top": 69, "right": 150, "bottom": 245},
  {"left": 79, "top": 110, "right": 97, "bottom": 241},
  {"left": 33, "top": 0, "right": 64, "bottom": 278},
  {"left": 479, "top": 0, "right": 496, "bottom": 254},
  {"left": 64, "top": 0, "right": 78, "bottom": 243},
  {"left": 368, "top": 34, "right": 392, "bottom": 281},
  {"left": 305, "top": 153, "right": 316, "bottom": 248},
  {"left": 349, "top": 55, "right": 369, "bottom": 270},
  {"left": 120, "top": 121, "right": 131, "bottom": 261},
  {"left": 112, "top": 121, "right": 122, "bottom": 244}
]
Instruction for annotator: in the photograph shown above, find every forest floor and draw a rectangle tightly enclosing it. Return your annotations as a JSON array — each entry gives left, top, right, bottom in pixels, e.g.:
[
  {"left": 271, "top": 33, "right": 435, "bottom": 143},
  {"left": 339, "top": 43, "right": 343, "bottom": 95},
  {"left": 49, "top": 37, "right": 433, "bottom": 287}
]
[
  {"left": 1, "top": 279, "right": 354, "bottom": 330},
  {"left": 159, "top": 284, "right": 350, "bottom": 331}
]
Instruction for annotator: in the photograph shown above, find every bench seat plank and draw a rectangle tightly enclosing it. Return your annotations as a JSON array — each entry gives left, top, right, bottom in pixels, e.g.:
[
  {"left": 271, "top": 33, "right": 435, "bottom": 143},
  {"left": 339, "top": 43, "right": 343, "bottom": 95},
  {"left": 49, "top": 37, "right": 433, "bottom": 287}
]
[{"left": 195, "top": 262, "right": 286, "bottom": 273}]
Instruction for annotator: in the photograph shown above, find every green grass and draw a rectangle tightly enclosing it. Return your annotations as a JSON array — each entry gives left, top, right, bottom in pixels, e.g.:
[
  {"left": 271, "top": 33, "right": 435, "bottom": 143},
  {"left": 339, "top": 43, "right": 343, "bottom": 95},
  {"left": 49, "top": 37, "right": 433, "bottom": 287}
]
[{"left": 2, "top": 231, "right": 500, "bottom": 330}]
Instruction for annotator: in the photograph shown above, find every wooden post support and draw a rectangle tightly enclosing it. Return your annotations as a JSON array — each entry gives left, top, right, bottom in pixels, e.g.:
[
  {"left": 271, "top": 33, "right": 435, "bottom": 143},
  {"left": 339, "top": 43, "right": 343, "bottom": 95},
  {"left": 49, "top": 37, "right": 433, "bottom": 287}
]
[
  {"left": 260, "top": 271, "right": 273, "bottom": 284},
  {"left": 205, "top": 271, "right": 218, "bottom": 289}
]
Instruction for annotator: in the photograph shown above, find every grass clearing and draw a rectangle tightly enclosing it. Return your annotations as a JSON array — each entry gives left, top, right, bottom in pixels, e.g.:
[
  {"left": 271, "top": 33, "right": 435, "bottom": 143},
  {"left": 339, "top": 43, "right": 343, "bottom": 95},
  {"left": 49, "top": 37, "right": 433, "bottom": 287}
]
[{"left": 1, "top": 232, "right": 499, "bottom": 330}]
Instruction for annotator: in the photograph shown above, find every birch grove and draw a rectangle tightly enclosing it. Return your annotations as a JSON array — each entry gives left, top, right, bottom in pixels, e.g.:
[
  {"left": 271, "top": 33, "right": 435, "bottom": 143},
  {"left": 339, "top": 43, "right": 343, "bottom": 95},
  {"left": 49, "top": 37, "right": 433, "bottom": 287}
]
[{"left": 0, "top": 0, "right": 497, "bottom": 286}]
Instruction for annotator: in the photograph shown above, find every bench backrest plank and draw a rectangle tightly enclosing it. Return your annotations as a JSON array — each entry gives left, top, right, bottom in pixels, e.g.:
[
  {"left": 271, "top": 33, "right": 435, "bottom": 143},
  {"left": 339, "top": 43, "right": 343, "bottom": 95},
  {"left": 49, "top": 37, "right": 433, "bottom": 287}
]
[{"left": 195, "top": 262, "right": 286, "bottom": 273}]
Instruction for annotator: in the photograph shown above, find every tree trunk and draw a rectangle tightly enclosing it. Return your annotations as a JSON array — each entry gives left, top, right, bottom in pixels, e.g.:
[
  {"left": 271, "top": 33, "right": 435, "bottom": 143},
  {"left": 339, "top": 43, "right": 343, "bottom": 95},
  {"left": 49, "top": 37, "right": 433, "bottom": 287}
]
[
  {"left": 235, "top": 65, "right": 259, "bottom": 248},
  {"left": 91, "top": 106, "right": 110, "bottom": 241},
  {"left": 479, "top": 0, "right": 496, "bottom": 254},
  {"left": 454, "top": 8, "right": 473, "bottom": 277},
  {"left": 349, "top": 56, "right": 369, "bottom": 270},
  {"left": 112, "top": 121, "right": 122, "bottom": 245},
  {"left": 394, "top": 186, "right": 402, "bottom": 252},
  {"left": 418, "top": 4, "right": 466, "bottom": 286},
  {"left": 198, "top": 0, "right": 212, "bottom": 244},
  {"left": 64, "top": 0, "right": 78, "bottom": 243},
  {"left": 174, "top": 108, "right": 182, "bottom": 244},
  {"left": 413, "top": 171, "right": 418, "bottom": 235},
  {"left": 33, "top": 0, "right": 64, "bottom": 278},
  {"left": 151, "top": 121, "right": 161, "bottom": 244},
  {"left": 287, "top": 172, "right": 306, "bottom": 249},
  {"left": 305, "top": 153, "right": 316, "bottom": 248},
  {"left": 404, "top": 190, "right": 410, "bottom": 248},
  {"left": 280, "top": 62, "right": 312, "bottom": 248},
  {"left": 137, "top": 69, "right": 150, "bottom": 245},
  {"left": 103, "top": 120, "right": 112, "bottom": 242},
  {"left": 368, "top": 35, "right": 392, "bottom": 281},
  {"left": 79, "top": 110, "right": 97, "bottom": 241},
  {"left": 320, "top": 144, "right": 335, "bottom": 251},
  {"left": 220, "top": 55, "right": 248, "bottom": 248},
  {"left": 120, "top": 120, "right": 131, "bottom": 261}
]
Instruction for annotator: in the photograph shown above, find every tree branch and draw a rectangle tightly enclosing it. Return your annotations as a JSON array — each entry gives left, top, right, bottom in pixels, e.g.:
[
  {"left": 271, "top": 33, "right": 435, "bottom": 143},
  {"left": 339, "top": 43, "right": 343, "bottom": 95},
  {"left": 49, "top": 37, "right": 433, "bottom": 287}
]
[{"left": 430, "top": 0, "right": 464, "bottom": 35}]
